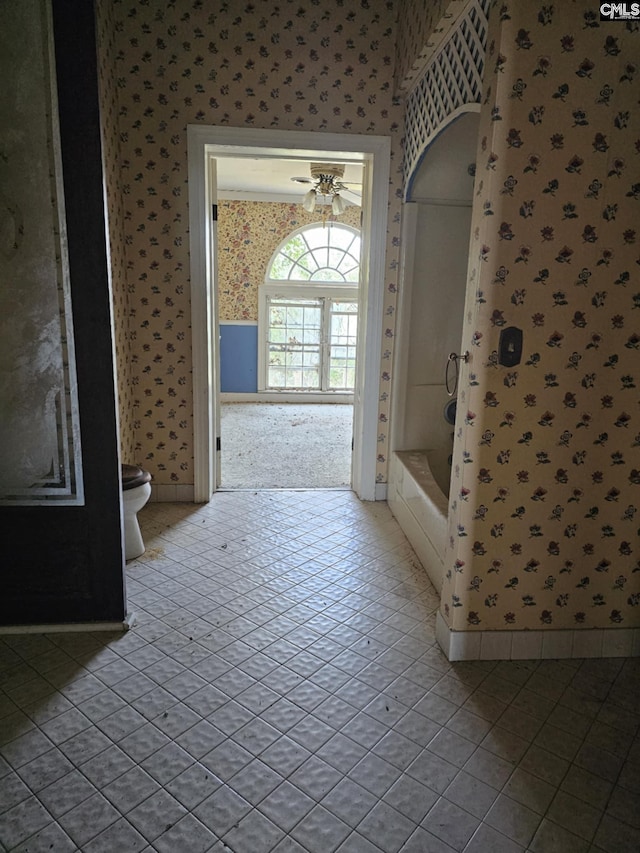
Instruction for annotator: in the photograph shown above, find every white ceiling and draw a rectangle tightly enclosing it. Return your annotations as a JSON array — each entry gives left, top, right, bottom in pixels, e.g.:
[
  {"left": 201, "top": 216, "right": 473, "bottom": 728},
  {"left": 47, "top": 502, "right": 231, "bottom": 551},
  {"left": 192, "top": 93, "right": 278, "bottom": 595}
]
[{"left": 215, "top": 156, "right": 363, "bottom": 206}]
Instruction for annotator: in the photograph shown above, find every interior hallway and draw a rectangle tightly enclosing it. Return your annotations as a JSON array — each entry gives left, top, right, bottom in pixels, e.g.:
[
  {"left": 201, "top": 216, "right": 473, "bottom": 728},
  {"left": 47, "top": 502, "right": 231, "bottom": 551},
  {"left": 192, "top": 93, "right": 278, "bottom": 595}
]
[{"left": 1, "top": 490, "right": 639, "bottom": 853}]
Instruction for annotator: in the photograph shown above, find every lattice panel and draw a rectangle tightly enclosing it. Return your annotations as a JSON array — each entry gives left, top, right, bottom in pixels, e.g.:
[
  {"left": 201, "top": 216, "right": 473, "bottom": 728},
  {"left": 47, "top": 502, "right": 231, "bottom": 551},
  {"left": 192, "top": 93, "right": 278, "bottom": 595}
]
[{"left": 404, "top": 0, "right": 489, "bottom": 194}]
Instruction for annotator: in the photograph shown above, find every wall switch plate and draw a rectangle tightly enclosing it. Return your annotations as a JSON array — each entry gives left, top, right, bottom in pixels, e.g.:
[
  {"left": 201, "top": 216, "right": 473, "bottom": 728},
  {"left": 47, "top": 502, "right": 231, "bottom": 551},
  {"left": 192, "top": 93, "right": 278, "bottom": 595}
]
[{"left": 498, "top": 326, "right": 523, "bottom": 367}]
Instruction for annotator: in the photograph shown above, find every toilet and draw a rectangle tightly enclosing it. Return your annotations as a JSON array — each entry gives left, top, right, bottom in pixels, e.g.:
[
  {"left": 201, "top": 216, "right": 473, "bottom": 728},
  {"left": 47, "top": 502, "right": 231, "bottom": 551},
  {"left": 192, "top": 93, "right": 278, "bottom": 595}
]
[{"left": 121, "top": 464, "right": 152, "bottom": 560}]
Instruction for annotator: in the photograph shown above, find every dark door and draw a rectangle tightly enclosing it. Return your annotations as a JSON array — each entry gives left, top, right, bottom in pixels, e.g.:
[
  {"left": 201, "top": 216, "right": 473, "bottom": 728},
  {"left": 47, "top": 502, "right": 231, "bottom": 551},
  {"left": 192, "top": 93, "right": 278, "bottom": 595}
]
[{"left": 0, "top": 0, "right": 125, "bottom": 625}]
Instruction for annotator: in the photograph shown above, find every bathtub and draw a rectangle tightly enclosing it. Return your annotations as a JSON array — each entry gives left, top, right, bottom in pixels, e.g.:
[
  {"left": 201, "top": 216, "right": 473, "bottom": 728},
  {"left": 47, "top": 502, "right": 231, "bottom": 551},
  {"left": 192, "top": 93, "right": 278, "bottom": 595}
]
[{"left": 388, "top": 450, "right": 449, "bottom": 593}]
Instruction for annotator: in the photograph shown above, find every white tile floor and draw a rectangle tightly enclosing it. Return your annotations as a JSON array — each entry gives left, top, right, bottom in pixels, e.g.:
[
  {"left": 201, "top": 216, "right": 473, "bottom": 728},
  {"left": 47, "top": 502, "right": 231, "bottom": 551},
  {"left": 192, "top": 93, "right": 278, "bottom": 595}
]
[{"left": 1, "top": 490, "right": 639, "bottom": 853}]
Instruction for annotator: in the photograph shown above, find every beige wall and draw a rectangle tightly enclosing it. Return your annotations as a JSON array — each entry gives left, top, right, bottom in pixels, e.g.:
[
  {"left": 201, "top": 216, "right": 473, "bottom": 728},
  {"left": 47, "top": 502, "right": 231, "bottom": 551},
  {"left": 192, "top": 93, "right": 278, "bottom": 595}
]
[
  {"left": 442, "top": 4, "right": 640, "bottom": 633},
  {"left": 395, "top": 0, "right": 450, "bottom": 89},
  {"left": 218, "top": 201, "right": 361, "bottom": 322},
  {"left": 98, "top": 0, "right": 404, "bottom": 487}
]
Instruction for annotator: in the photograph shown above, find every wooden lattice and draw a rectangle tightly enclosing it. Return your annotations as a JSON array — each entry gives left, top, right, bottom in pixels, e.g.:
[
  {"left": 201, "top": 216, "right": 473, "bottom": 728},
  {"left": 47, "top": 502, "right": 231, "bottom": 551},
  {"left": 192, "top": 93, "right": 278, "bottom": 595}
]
[{"left": 403, "top": 0, "right": 490, "bottom": 193}]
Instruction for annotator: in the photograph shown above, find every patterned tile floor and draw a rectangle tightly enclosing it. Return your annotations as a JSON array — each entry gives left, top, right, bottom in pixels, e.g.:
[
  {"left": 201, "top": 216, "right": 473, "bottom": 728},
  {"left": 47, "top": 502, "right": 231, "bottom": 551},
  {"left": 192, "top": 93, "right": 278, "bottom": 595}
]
[{"left": 1, "top": 490, "right": 639, "bottom": 853}]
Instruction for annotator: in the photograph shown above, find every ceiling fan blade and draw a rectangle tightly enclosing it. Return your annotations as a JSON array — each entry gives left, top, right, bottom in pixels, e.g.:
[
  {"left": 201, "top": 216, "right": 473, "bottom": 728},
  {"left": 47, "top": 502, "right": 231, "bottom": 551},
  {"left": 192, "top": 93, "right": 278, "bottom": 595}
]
[{"left": 339, "top": 186, "right": 362, "bottom": 199}]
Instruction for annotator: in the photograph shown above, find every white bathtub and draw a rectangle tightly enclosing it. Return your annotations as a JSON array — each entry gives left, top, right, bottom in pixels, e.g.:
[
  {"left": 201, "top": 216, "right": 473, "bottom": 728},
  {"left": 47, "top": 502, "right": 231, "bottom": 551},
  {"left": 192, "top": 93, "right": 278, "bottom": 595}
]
[{"left": 388, "top": 450, "right": 449, "bottom": 593}]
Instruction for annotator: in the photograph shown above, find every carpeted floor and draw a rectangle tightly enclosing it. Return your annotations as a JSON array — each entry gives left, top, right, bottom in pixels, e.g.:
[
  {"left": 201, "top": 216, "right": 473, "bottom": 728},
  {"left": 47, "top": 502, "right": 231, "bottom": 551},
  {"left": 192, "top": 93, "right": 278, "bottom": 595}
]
[{"left": 220, "top": 402, "right": 353, "bottom": 489}]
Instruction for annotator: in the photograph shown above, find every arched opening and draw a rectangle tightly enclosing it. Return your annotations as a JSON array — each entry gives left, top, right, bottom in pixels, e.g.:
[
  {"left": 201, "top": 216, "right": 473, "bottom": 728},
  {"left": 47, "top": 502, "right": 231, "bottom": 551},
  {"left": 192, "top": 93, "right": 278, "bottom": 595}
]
[{"left": 389, "top": 110, "right": 480, "bottom": 592}]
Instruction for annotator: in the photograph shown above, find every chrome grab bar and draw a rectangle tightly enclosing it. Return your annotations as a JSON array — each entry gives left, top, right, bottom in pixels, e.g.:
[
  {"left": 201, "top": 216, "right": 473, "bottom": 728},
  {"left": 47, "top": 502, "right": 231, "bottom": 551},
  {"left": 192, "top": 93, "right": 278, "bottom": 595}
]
[{"left": 445, "top": 351, "right": 469, "bottom": 397}]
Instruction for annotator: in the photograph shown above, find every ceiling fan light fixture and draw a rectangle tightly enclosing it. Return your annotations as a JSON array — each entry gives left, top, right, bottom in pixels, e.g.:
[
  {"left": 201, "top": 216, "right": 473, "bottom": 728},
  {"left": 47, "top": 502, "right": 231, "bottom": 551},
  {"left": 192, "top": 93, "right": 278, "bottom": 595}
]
[
  {"left": 300, "top": 163, "right": 348, "bottom": 220},
  {"left": 302, "top": 189, "right": 317, "bottom": 212},
  {"left": 331, "top": 194, "right": 346, "bottom": 215}
]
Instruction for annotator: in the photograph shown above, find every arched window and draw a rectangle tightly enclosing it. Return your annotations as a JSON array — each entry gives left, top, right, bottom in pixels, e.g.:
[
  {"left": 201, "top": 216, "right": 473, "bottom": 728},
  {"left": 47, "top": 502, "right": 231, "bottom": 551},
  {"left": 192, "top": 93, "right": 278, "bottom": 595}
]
[
  {"left": 259, "top": 223, "right": 360, "bottom": 393},
  {"left": 267, "top": 223, "right": 361, "bottom": 283}
]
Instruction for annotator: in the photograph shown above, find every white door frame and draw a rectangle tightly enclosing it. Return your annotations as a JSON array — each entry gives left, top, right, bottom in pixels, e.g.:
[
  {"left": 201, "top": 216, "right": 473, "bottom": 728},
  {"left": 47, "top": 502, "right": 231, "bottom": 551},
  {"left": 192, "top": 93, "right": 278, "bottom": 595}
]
[{"left": 187, "top": 126, "right": 390, "bottom": 502}]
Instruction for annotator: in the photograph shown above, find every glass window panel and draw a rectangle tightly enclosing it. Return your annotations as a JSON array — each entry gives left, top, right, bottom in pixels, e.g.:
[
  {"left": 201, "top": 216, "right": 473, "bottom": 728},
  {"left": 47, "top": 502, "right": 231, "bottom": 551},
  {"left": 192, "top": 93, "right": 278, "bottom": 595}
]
[
  {"left": 269, "top": 256, "right": 294, "bottom": 279},
  {"left": 310, "top": 267, "right": 344, "bottom": 282},
  {"left": 337, "top": 255, "right": 359, "bottom": 274},
  {"left": 296, "top": 251, "right": 319, "bottom": 274},
  {"left": 284, "top": 235, "right": 307, "bottom": 261},
  {"left": 329, "top": 227, "right": 360, "bottom": 253},
  {"left": 269, "top": 328, "right": 286, "bottom": 344},
  {"left": 303, "top": 227, "right": 328, "bottom": 249},
  {"left": 290, "top": 264, "right": 311, "bottom": 280},
  {"left": 268, "top": 367, "right": 287, "bottom": 386},
  {"left": 302, "top": 368, "right": 319, "bottom": 389},
  {"left": 328, "top": 249, "right": 346, "bottom": 269}
]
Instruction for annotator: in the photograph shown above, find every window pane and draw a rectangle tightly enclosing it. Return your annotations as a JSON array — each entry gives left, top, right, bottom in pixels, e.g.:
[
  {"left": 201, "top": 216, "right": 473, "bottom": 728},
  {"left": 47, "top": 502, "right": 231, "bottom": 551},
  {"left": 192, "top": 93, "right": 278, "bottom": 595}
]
[
  {"left": 284, "top": 235, "right": 307, "bottom": 261},
  {"left": 310, "top": 267, "right": 344, "bottom": 282},
  {"left": 337, "top": 254, "right": 359, "bottom": 275},
  {"left": 270, "top": 256, "right": 294, "bottom": 279},
  {"left": 329, "top": 227, "right": 360, "bottom": 254},
  {"left": 328, "top": 249, "right": 346, "bottom": 269},
  {"left": 289, "top": 264, "right": 310, "bottom": 280},
  {"left": 296, "top": 251, "right": 319, "bottom": 274},
  {"left": 303, "top": 227, "right": 328, "bottom": 249}
]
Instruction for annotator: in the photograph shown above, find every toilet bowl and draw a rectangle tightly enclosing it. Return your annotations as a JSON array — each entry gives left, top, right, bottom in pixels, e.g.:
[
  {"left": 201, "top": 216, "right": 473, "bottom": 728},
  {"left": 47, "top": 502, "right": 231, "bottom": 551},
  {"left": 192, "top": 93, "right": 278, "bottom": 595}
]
[{"left": 121, "top": 464, "right": 152, "bottom": 560}]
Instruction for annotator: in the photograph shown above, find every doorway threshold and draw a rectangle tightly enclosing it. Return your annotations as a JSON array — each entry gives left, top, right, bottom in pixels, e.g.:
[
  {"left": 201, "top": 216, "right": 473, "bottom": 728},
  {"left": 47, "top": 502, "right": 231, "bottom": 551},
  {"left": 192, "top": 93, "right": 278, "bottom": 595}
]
[{"left": 217, "top": 486, "right": 352, "bottom": 492}]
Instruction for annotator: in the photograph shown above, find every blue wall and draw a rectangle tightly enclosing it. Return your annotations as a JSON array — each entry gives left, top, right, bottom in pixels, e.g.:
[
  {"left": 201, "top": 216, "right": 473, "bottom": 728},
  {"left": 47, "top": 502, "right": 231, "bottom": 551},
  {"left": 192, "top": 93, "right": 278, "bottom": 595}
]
[{"left": 220, "top": 323, "right": 258, "bottom": 393}]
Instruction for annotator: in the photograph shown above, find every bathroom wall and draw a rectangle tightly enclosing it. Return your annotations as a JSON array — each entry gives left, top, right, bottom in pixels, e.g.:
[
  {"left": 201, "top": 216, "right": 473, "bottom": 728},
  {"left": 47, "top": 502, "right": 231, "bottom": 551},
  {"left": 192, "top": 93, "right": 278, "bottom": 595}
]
[
  {"left": 395, "top": 0, "right": 450, "bottom": 89},
  {"left": 100, "top": 0, "right": 404, "bottom": 488},
  {"left": 95, "top": 0, "right": 136, "bottom": 464},
  {"left": 442, "top": 2, "right": 640, "bottom": 634}
]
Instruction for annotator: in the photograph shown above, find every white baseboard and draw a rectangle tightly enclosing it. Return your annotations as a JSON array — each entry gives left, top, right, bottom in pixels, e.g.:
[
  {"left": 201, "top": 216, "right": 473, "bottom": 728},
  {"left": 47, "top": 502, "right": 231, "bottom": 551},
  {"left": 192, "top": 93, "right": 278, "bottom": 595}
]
[
  {"left": 436, "top": 611, "right": 640, "bottom": 661},
  {"left": 374, "top": 483, "right": 388, "bottom": 501},
  {"left": 221, "top": 392, "right": 354, "bottom": 404},
  {"left": 150, "top": 484, "right": 195, "bottom": 502},
  {"left": 0, "top": 611, "right": 136, "bottom": 635}
]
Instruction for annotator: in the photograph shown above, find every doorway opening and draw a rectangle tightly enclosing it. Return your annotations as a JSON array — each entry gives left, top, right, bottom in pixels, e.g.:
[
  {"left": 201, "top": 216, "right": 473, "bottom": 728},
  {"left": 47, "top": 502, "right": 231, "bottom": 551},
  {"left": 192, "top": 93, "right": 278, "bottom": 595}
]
[
  {"left": 187, "top": 127, "right": 391, "bottom": 502},
  {"left": 218, "top": 215, "right": 359, "bottom": 490}
]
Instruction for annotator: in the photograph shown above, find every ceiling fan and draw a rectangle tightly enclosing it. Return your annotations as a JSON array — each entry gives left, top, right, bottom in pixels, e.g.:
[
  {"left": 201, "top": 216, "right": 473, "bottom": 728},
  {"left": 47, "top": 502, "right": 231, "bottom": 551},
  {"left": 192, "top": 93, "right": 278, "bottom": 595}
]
[{"left": 291, "top": 163, "right": 363, "bottom": 214}]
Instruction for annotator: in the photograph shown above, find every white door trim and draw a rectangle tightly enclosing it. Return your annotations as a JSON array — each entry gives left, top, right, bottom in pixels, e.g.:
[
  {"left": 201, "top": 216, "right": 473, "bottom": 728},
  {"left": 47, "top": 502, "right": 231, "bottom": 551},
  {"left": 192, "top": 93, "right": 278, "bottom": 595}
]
[{"left": 187, "top": 126, "right": 390, "bottom": 502}]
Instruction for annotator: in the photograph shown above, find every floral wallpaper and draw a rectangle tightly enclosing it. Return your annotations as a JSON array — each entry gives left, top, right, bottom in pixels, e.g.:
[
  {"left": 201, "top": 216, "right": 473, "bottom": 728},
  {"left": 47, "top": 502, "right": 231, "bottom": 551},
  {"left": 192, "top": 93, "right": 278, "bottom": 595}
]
[
  {"left": 97, "top": 0, "right": 404, "bottom": 486},
  {"left": 395, "top": 0, "right": 466, "bottom": 91},
  {"left": 442, "top": 1, "right": 640, "bottom": 633},
  {"left": 95, "top": 0, "right": 136, "bottom": 464},
  {"left": 218, "top": 201, "right": 361, "bottom": 322}
]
